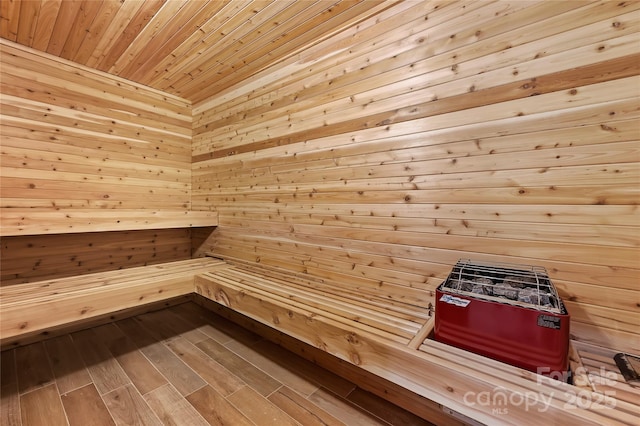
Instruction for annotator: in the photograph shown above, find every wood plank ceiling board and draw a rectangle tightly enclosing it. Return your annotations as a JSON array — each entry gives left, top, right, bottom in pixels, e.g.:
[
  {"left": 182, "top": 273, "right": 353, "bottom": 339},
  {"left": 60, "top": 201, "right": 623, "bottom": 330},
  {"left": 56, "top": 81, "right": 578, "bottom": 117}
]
[{"left": 0, "top": 0, "right": 398, "bottom": 103}]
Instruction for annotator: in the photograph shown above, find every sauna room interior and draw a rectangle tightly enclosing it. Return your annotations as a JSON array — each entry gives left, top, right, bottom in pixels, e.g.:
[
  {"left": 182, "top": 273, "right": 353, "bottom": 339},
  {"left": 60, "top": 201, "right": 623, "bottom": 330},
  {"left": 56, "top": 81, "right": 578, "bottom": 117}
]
[{"left": 0, "top": 1, "right": 638, "bottom": 425}]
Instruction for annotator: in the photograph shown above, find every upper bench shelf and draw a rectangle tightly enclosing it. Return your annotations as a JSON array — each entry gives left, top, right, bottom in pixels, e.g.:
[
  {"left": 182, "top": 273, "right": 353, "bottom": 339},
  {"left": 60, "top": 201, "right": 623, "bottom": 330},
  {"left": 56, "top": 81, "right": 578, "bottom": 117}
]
[{"left": 1, "top": 208, "right": 218, "bottom": 236}]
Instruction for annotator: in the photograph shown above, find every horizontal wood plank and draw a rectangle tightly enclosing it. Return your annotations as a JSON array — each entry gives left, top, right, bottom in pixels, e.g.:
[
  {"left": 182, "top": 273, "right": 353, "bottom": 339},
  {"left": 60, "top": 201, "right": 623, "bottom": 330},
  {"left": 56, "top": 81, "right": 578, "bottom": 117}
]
[
  {"left": 195, "top": 265, "right": 640, "bottom": 426},
  {"left": 1, "top": 209, "right": 218, "bottom": 236},
  {"left": 0, "top": 258, "right": 228, "bottom": 348}
]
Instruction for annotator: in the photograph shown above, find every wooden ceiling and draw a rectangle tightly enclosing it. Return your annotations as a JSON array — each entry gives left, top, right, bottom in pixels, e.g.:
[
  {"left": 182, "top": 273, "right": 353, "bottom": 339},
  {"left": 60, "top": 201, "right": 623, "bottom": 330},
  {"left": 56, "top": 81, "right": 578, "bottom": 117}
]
[{"left": 0, "top": 0, "right": 390, "bottom": 104}]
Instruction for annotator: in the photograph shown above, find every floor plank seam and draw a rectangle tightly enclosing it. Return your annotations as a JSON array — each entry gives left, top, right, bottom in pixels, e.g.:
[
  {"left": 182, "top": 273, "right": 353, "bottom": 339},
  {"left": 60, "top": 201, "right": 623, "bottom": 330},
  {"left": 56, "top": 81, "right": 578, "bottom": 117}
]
[
  {"left": 3, "top": 301, "right": 438, "bottom": 426},
  {"left": 264, "top": 383, "right": 285, "bottom": 400},
  {"left": 53, "top": 382, "right": 71, "bottom": 426}
]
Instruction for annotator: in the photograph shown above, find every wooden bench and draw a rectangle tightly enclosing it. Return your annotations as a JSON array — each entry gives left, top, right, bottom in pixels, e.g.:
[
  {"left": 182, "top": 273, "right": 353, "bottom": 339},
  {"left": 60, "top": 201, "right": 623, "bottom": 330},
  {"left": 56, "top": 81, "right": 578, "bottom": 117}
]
[
  {"left": 1, "top": 207, "right": 220, "bottom": 348},
  {"left": 0, "top": 208, "right": 218, "bottom": 236},
  {"left": 3, "top": 252, "right": 636, "bottom": 424},
  {"left": 0, "top": 257, "right": 229, "bottom": 349},
  {"left": 194, "top": 259, "right": 640, "bottom": 426},
  {"left": 195, "top": 260, "right": 431, "bottom": 349},
  {"left": 572, "top": 342, "right": 640, "bottom": 407}
]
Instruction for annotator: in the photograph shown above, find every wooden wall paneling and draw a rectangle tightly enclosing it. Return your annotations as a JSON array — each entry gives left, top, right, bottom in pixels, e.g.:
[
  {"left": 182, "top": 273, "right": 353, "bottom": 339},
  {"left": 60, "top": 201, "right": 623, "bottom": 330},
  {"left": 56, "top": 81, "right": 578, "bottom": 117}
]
[
  {"left": 564, "top": 302, "right": 639, "bottom": 336},
  {"left": 191, "top": 2, "right": 639, "bottom": 349},
  {"left": 212, "top": 200, "right": 639, "bottom": 229},
  {"left": 197, "top": 112, "right": 639, "bottom": 182},
  {"left": 0, "top": 40, "right": 192, "bottom": 117},
  {"left": 315, "top": 221, "right": 632, "bottom": 290},
  {"left": 189, "top": 0, "right": 493, "bottom": 124},
  {"left": 0, "top": 39, "right": 205, "bottom": 240},
  {"left": 191, "top": 226, "right": 218, "bottom": 258},
  {"left": 193, "top": 88, "right": 638, "bottom": 164},
  {"left": 0, "top": 139, "right": 189, "bottom": 186},
  {"left": 190, "top": 3, "right": 504, "bottom": 128},
  {"left": 1, "top": 246, "right": 190, "bottom": 286},
  {"left": 217, "top": 208, "right": 638, "bottom": 249},
  {"left": 554, "top": 283, "right": 639, "bottom": 329},
  {"left": 0, "top": 75, "right": 193, "bottom": 140},
  {"left": 0, "top": 93, "right": 191, "bottom": 153},
  {"left": 0, "top": 229, "right": 193, "bottom": 285},
  {"left": 0, "top": 154, "right": 189, "bottom": 192},
  {"left": 192, "top": 117, "right": 638, "bottom": 187},
  {"left": 208, "top": 230, "right": 640, "bottom": 321},
  {"left": 275, "top": 155, "right": 639, "bottom": 190},
  {"left": 0, "top": 198, "right": 186, "bottom": 210},
  {"left": 208, "top": 224, "right": 640, "bottom": 291},
  {"left": 3, "top": 52, "right": 190, "bottom": 145},
  {"left": 205, "top": 166, "right": 639, "bottom": 210},
  {"left": 197, "top": 183, "right": 637, "bottom": 209},
  {"left": 0, "top": 127, "right": 191, "bottom": 170},
  {"left": 189, "top": 0, "right": 497, "bottom": 148},
  {"left": 571, "top": 322, "right": 640, "bottom": 355},
  {"left": 0, "top": 130, "right": 190, "bottom": 188},
  {"left": 195, "top": 139, "right": 639, "bottom": 193},
  {"left": 197, "top": 67, "right": 638, "bottom": 158},
  {"left": 211, "top": 228, "right": 435, "bottom": 285},
  {"left": 200, "top": 209, "right": 635, "bottom": 260},
  {"left": 191, "top": 1, "right": 638, "bottom": 154},
  {"left": 0, "top": 39, "right": 205, "bottom": 281},
  {"left": 0, "top": 174, "right": 189, "bottom": 196},
  {"left": 198, "top": 131, "right": 634, "bottom": 206},
  {"left": 555, "top": 282, "right": 639, "bottom": 324},
  {"left": 0, "top": 194, "right": 189, "bottom": 211},
  {"left": 196, "top": 15, "right": 637, "bottom": 161}
]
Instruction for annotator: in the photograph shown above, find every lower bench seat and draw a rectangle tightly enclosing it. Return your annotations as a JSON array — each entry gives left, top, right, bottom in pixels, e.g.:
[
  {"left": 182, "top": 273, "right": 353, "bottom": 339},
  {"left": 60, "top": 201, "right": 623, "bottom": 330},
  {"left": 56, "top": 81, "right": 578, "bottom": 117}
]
[
  {"left": 196, "top": 261, "right": 431, "bottom": 349},
  {"left": 0, "top": 257, "right": 228, "bottom": 349},
  {"left": 195, "top": 260, "right": 640, "bottom": 426},
  {"left": 573, "top": 342, "right": 640, "bottom": 407},
  {"left": 3, "top": 255, "right": 637, "bottom": 425}
]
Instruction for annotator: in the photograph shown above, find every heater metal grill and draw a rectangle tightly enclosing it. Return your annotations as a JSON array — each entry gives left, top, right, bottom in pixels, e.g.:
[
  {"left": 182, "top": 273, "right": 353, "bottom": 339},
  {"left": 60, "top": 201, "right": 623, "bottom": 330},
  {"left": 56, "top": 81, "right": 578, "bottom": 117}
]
[{"left": 441, "top": 259, "right": 564, "bottom": 314}]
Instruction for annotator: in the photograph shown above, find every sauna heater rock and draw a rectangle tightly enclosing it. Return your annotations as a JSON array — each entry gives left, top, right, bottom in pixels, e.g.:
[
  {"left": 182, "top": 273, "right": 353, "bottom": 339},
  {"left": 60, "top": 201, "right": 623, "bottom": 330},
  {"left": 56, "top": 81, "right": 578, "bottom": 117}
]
[{"left": 434, "top": 259, "right": 570, "bottom": 377}]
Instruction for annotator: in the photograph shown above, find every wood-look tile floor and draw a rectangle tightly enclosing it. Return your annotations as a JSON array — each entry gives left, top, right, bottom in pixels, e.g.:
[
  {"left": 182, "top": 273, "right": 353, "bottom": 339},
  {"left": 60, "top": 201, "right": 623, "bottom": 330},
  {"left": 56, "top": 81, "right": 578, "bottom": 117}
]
[{"left": 1, "top": 302, "right": 434, "bottom": 426}]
